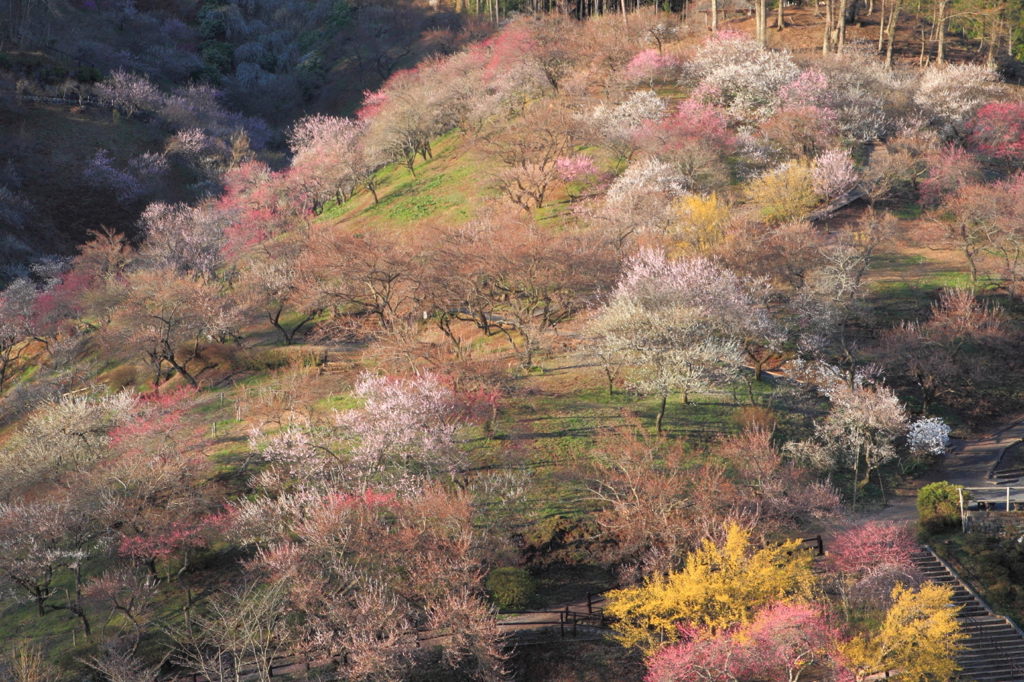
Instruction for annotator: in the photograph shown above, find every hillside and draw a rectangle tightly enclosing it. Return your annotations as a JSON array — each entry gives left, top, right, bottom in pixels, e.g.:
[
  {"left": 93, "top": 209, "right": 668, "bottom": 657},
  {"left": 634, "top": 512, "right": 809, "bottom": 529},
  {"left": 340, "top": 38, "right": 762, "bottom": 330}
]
[{"left": 4, "top": 4, "right": 1024, "bottom": 682}]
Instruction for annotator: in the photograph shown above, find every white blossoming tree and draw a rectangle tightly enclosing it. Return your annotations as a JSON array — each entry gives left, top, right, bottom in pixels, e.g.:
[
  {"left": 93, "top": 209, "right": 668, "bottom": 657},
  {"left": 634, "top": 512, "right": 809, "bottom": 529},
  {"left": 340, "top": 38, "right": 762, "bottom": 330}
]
[
  {"left": 592, "top": 249, "right": 755, "bottom": 432},
  {"left": 907, "top": 417, "right": 951, "bottom": 459}
]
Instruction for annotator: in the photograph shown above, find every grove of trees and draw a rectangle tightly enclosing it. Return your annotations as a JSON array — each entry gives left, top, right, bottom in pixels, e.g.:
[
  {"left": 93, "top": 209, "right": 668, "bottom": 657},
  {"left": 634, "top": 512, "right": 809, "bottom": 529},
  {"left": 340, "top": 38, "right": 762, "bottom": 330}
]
[{"left": 5, "top": 4, "right": 1024, "bottom": 681}]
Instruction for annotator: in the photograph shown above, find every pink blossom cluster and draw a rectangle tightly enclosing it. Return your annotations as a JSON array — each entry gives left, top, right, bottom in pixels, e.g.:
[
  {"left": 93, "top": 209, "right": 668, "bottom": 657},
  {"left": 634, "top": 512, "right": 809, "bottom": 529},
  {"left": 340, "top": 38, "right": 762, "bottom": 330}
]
[
  {"left": 338, "top": 372, "right": 468, "bottom": 477},
  {"left": 624, "top": 49, "right": 681, "bottom": 86},
  {"left": 812, "top": 149, "right": 858, "bottom": 201},
  {"left": 555, "top": 155, "right": 599, "bottom": 183},
  {"left": 646, "top": 602, "right": 844, "bottom": 682},
  {"left": 967, "top": 101, "right": 1024, "bottom": 165},
  {"left": 780, "top": 69, "right": 832, "bottom": 109},
  {"left": 828, "top": 521, "right": 915, "bottom": 575}
]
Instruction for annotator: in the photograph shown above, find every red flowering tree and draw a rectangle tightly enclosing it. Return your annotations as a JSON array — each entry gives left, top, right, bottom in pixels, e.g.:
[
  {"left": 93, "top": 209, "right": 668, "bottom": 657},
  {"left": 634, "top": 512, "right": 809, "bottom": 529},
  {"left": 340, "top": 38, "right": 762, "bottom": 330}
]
[
  {"left": 828, "top": 522, "right": 915, "bottom": 576},
  {"left": 967, "top": 102, "right": 1024, "bottom": 168}
]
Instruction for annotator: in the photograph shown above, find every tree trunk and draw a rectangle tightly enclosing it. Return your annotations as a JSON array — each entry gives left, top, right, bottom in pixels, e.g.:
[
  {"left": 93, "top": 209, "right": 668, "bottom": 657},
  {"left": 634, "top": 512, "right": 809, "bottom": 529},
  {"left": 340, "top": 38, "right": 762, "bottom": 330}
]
[
  {"left": 777, "top": 0, "right": 785, "bottom": 29},
  {"left": 884, "top": 1, "right": 899, "bottom": 67},
  {"left": 878, "top": 0, "right": 885, "bottom": 50},
  {"left": 936, "top": 0, "right": 946, "bottom": 63},
  {"left": 756, "top": 0, "right": 767, "bottom": 45},
  {"left": 710, "top": 0, "right": 717, "bottom": 31},
  {"left": 837, "top": 0, "right": 848, "bottom": 50},
  {"left": 655, "top": 395, "right": 667, "bottom": 433},
  {"left": 823, "top": 0, "right": 833, "bottom": 53},
  {"left": 851, "top": 451, "right": 859, "bottom": 511}
]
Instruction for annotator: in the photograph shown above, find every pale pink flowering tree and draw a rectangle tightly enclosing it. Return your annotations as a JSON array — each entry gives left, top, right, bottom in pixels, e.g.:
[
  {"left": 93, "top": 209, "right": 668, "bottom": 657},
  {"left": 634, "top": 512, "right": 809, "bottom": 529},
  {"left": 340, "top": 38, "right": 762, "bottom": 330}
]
[
  {"left": 252, "top": 426, "right": 334, "bottom": 483},
  {"left": 555, "top": 155, "right": 599, "bottom": 183},
  {"left": 138, "top": 202, "right": 224, "bottom": 276},
  {"left": 687, "top": 32, "right": 799, "bottom": 125},
  {"left": 287, "top": 115, "right": 369, "bottom": 212},
  {"left": 84, "top": 150, "right": 165, "bottom": 204},
  {"left": 668, "top": 100, "right": 735, "bottom": 150},
  {"left": 740, "top": 603, "right": 844, "bottom": 682},
  {"left": 644, "top": 625, "right": 740, "bottom": 682},
  {"left": 624, "top": 49, "right": 682, "bottom": 88},
  {"left": 591, "top": 92, "right": 668, "bottom": 167},
  {"left": 338, "top": 372, "right": 469, "bottom": 482},
  {"left": 0, "top": 499, "right": 79, "bottom": 617},
  {"left": 166, "top": 128, "right": 229, "bottom": 180},
  {"left": 827, "top": 522, "right": 921, "bottom": 613},
  {"left": 593, "top": 91, "right": 668, "bottom": 134},
  {"left": 95, "top": 69, "right": 163, "bottom": 117},
  {"left": 914, "top": 64, "right": 1003, "bottom": 130},
  {"left": 555, "top": 155, "right": 602, "bottom": 199},
  {"left": 779, "top": 69, "right": 833, "bottom": 110},
  {"left": 812, "top": 150, "right": 858, "bottom": 202},
  {"left": 613, "top": 248, "right": 757, "bottom": 329},
  {"left": 787, "top": 381, "right": 909, "bottom": 509},
  {"left": 593, "top": 249, "right": 758, "bottom": 431}
]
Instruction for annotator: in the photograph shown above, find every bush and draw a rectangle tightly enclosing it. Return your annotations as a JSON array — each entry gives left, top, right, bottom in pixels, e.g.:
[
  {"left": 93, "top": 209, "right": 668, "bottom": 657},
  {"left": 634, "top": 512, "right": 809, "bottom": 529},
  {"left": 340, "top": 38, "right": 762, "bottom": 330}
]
[
  {"left": 917, "top": 481, "right": 963, "bottom": 532},
  {"left": 485, "top": 567, "right": 535, "bottom": 611}
]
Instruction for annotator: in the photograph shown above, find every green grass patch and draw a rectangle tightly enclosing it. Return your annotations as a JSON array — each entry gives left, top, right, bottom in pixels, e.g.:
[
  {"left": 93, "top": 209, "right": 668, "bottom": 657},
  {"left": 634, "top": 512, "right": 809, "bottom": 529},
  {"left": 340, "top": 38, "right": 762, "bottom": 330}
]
[{"left": 891, "top": 202, "right": 923, "bottom": 220}]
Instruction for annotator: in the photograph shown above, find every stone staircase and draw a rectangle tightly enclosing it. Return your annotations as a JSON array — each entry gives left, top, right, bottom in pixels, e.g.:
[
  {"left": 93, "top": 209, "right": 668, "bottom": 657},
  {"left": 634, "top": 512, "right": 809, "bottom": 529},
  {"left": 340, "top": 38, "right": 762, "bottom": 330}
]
[{"left": 912, "top": 547, "right": 1024, "bottom": 682}]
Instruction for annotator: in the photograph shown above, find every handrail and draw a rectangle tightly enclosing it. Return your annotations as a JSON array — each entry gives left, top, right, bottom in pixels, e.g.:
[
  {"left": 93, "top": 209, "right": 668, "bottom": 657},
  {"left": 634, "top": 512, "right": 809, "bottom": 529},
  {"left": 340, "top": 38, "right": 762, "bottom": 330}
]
[{"left": 922, "top": 545, "right": 1024, "bottom": 676}]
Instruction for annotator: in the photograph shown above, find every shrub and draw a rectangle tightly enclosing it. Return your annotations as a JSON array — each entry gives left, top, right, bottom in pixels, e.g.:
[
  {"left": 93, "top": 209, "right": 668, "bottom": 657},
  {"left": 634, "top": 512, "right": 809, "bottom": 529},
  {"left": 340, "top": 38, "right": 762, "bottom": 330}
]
[
  {"left": 103, "top": 364, "right": 140, "bottom": 391},
  {"left": 667, "top": 192, "right": 729, "bottom": 257},
  {"left": 746, "top": 161, "right": 819, "bottom": 224},
  {"left": 231, "top": 348, "right": 290, "bottom": 372},
  {"left": 917, "top": 481, "right": 963, "bottom": 531},
  {"left": 485, "top": 567, "right": 535, "bottom": 611}
]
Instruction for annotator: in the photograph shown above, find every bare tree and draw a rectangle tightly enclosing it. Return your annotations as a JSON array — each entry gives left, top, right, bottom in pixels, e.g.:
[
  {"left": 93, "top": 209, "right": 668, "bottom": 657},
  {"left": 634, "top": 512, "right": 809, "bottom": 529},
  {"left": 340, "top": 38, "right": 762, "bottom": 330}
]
[
  {"left": 166, "top": 581, "right": 290, "bottom": 682},
  {"left": 102, "top": 269, "right": 242, "bottom": 388},
  {"left": 238, "top": 241, "right": 326, "bottom": 345},
  {"left": 487, "top": 104, "right": 579, "bottom": 210}
]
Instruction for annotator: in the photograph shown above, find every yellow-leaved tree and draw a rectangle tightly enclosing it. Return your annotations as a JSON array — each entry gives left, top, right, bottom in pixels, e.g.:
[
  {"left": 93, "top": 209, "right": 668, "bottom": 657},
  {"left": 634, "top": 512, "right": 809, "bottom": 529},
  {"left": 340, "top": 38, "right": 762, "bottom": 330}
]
[
  {"left": 746, "top": 161, "right": 819, "bottom": 225},
  {"left": 667, "top": 193, "right": 730, "bottom": 257},
  {"left": 842, "top": 582, "right": 965, "bottom": 682},
  {"left": 604, "top": 524, "right": 815, "bottom": 655}
]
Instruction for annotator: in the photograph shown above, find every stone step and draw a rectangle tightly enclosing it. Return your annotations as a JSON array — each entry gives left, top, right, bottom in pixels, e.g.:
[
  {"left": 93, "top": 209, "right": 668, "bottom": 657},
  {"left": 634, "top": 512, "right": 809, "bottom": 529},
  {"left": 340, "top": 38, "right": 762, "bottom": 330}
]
[{"left": 912, "top": 545, "right": 1024, "bottom": 680}]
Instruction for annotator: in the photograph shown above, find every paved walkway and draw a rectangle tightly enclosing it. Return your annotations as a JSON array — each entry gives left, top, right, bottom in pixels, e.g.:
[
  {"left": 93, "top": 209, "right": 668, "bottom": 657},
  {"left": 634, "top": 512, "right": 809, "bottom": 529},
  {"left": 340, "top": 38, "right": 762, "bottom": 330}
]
[
  {"left": 858, "top": 416, "right": 1024, "bottom": 523},
  {"left": 946, "top": 417, "right": 1024, "bottom": 488}
]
